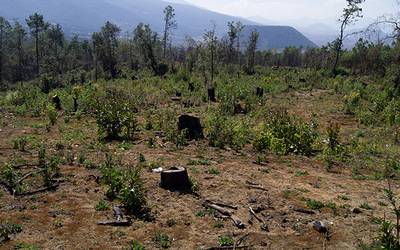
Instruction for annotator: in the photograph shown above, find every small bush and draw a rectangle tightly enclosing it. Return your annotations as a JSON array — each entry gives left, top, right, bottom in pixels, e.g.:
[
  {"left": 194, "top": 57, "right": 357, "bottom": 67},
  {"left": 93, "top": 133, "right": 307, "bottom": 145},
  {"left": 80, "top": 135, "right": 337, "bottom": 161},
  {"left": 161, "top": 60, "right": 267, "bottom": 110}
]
[
  {"left": 218, "top": 235, "right": 234, "bottom": 247},
  {"left": 47, "top": 104, "right": 58, "bottom": 126},
  {"left": 127, "top": 240, "right": 145, "bottom": 250},
  {"left": 95, "top": 88, "right": 137, "bottom": 140},
  {"left": 95, "top": 200, "right": 110, "bottom": 211},
  {"left": 253, "top": 110, "right": 318, "bottom": 156},
  {"left": 153, "top": 233, "right": 171, "bottom": 249}
]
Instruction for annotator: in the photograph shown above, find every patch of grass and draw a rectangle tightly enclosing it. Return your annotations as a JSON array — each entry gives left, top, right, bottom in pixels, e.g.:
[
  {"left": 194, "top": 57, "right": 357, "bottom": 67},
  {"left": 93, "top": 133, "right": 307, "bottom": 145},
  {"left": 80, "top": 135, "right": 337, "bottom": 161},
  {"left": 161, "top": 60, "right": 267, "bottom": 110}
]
[
  {"left": 207, "top": 167, "right": 220, "bottom": 175},
  {"left": 338, "top": 195, "right": 350, "bottom": 201},
  {"left": 14, "top": 243, "right": 40, "bottom": 250},
  {"left": 195, "top": 210, "right": 206, "bottom": 217},
  {"left": 153, "top": 233, "right": 171, "bottom": 249},
  {"left": 295, "top": 170, "right": 309, "bottom": 177},
  {"left": 259, "top": 167, "right": 271, "bottom": 174},
  {"left": 213, "top": 220, "right": 224, "bottom": 228},
  {"left": 360, "top": 202, "right": 372, "bottom": 210},
  {"left": 187, "top": 159, "right": 211, "bottom": 166},
  {"left": 95, "top": 200, "right": 110, "bottom": 211},
  {"left": 306, "top": 199, "right": 325, "bottom": 210},
  {"left": 218, "top": 235, "right": 234, "bottom": 247},
  {"left": 166, "top": 218, "right": 177, "bottom": 227},
  {"left": 127, "top": 240, "right": 145, "bottom": 250}
]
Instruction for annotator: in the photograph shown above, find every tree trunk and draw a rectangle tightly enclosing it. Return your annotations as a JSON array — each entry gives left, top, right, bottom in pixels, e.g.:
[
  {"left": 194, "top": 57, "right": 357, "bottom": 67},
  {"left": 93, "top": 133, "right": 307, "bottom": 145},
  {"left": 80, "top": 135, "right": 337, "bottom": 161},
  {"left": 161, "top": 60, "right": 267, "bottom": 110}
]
[{"left": 35, "top": 30, "right": 39, "bottom": 76}]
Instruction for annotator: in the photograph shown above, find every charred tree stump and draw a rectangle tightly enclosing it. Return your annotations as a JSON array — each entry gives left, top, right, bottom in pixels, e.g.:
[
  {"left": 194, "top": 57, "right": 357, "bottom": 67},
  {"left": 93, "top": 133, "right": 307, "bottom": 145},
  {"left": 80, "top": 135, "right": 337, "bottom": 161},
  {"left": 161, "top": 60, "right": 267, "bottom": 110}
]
[
  {"left": 73, "top": 97, "right": 78, "bottom": 112},
  {"left": 208, "top": 88, "right": 216, "bottom": 102},
  {"left": 188, "top": 82, "right": 195, "bottom": 92},
  {"left": 178, "top": 115, "right": 204, "bottom": 140},
  {"left": 160, "top": 167, "right": 191, "bottom": 191},
  {"left": 52, "top": 95, "right": 62, "bottom": 110},
  {"left": 255, "top": 87, "right": 264, "bottom": 97}
]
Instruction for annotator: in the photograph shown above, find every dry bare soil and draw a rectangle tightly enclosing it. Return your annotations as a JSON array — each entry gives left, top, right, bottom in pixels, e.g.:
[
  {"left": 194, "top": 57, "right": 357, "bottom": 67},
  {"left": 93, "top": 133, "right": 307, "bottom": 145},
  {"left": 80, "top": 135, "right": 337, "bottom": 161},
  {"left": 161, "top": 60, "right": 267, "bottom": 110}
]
[{"left": 0, "top": 89, "right": 396, "bottom": 249}]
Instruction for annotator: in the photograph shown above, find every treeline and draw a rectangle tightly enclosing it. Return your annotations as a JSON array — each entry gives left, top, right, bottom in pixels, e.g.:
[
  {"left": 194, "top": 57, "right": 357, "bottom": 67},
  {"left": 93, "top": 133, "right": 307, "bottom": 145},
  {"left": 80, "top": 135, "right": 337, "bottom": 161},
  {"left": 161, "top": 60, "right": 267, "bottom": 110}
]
[{"left": 0, "top": 5, "right": 399, "bottom": 91}]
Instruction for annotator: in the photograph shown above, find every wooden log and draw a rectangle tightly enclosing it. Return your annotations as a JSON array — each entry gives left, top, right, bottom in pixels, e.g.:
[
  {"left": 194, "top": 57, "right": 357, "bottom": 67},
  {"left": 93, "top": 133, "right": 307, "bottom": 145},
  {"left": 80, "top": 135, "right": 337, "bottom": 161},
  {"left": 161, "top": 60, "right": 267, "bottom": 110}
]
[{"left": 230, "top": 215, "right": 245, "bottom": 229}]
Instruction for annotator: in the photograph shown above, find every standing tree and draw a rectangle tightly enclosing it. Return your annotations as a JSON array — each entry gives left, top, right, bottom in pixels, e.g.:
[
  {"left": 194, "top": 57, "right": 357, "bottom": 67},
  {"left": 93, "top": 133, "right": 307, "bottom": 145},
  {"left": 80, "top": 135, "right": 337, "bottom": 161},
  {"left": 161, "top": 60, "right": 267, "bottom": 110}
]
[
  {"left": 11, "top": 21, "right": 26, "bottom": 82},
  {"left": 162, "top": 5, "right": 177, "bottom": 60},
  {"left": 203, "top": 22, "right": 217, "bottom": 85},
  {"left": 26, "top": 13, "right": 48, "bottom": 76},
  {"left": 245, "top": 30, "right": 259, "bottom": 75},
  {"left": 0, "top": 17, "right": 11, "bottom": 88},
  {"left": 133, "top": 23, "right": 161, "bottom": 76},
  {"left": 47, "top": 24, "right": 65, "bottom": 74},
  {"left": 93, "top": 21, "right": 121, "bottom": 79},
  {"left": 332, "top": 0, "right": 365, "bottom": 75}
]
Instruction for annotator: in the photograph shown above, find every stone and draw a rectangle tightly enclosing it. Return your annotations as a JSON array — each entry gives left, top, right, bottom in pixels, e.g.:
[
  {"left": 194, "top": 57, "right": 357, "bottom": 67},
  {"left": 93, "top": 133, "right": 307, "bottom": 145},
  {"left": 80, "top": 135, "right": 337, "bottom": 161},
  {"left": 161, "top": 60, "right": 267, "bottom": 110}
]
[{"left": 312, "top": 221, "right": 328, "bottom": 233}]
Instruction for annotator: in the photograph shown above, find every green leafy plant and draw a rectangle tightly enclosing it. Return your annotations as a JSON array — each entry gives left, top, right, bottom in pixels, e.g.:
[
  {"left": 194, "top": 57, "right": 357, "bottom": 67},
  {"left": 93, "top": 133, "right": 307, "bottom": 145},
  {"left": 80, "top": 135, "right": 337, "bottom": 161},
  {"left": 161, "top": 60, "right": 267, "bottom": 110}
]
[
  {"left": 95, "top": 88, "right": 137, "bottom": 140},
  {"left": 218, "top": 235, "right": 234, "bottom": 247},
  {"left": 95, "top": 200, "right": 110, "bottom": 211},
  {"left": 153, "top": 233, "right": 171, "bottom": 249}
]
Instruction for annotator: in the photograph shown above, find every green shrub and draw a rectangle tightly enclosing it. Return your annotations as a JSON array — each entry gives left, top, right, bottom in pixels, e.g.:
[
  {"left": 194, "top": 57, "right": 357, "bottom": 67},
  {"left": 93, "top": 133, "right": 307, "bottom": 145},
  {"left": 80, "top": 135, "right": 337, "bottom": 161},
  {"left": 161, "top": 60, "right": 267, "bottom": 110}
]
[
  {"left": 47, "top": 105, "right": 58, "bottom": 126},
  {"left": 127, "top": 240, "right": 146, "bottom": 250},
  {"left": 153, "top": 233, "right": 171, "bottom": 249},
  {"left": 253, "top": 110, "right": 318, "bottom": 156},
  {"left": 95, "top": 88, "right": 137, "bottom": 140},
  {"left": 218, "top": 235, "right": 234, "bottom": 247},
  {"left": 95, "top": 200, "right": 110, "bottom": 211},
  {"left": 99, "top": 154, "right": 148, "bottom": 217},
  {"left": 13, "top": 136, "right": 28, "bottom": 151}
]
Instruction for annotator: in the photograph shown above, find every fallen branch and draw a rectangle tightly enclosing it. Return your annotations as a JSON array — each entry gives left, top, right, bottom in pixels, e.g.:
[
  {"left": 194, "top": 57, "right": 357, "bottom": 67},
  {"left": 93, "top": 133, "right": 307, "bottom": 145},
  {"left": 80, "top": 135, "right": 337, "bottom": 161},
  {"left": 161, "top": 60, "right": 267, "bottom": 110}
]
[
  {"left": 231, "top": 215, "right": 245, "bottom": 229},
  {"left": 17, "top": 170, "right": 43, "bottom": 184},
  {"left": 203, "top": 202, "right": 233, "bottom": 216},
  {"left": 205, "top": 199, "right": 238, "bottom": 210},
  {"left": 249, "top": 207, "right": 264, "bottom": 223},
  {"left": 17, "top": 183, "right": 59, "bottom": 196}
]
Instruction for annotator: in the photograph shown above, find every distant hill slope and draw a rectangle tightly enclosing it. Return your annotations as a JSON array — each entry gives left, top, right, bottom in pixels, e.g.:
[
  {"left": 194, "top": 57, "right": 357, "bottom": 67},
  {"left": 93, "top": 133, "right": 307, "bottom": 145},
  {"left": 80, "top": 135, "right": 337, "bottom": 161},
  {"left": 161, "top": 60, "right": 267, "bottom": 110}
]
[
  {"left": 0, "top": 0, "right": 317, "bottom": 49},
  {"left": 243, "top": 25, "right": 317, "bottom": 50}
]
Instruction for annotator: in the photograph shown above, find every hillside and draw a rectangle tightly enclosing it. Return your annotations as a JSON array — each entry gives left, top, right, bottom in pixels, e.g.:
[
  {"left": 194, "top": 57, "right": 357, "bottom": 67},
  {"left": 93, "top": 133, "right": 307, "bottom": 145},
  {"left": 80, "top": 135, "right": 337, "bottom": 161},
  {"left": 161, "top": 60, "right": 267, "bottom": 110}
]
[
  {"left": 244, "top": 25, "right": 316, "bottom": 50},
  {"left": 0, "top": 0, "right": 316, "bottom": 49}
]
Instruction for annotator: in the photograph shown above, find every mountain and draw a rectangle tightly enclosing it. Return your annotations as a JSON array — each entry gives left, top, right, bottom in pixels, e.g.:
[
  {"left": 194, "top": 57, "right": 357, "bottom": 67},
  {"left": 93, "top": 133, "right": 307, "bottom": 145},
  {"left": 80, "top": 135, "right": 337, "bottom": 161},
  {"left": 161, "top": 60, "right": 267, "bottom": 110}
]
[
  {"left": 0, "top": 0, "right": 316, "bottom": 49},
  {"left": 244, "top": 25, "right": 316, "bottom": 50}
]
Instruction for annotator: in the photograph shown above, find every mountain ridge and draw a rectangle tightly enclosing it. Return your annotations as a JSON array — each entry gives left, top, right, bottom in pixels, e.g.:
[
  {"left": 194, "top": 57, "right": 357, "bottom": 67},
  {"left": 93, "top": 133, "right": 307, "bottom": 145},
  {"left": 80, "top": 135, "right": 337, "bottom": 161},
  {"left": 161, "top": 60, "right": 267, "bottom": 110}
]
[{"left": 0, "top": 0, "right": 317, "bottom": 49}]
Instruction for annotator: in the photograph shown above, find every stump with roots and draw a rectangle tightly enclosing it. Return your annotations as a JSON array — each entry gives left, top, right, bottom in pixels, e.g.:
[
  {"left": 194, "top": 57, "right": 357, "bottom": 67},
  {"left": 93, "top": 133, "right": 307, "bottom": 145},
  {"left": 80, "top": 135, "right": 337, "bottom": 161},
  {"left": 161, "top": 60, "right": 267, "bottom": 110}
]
[
  {"left": 160, "top": 167, "right": 191, "bottom": 191},
  {"left": 178, "top": 115, "right": 204, "bottom": 140}
]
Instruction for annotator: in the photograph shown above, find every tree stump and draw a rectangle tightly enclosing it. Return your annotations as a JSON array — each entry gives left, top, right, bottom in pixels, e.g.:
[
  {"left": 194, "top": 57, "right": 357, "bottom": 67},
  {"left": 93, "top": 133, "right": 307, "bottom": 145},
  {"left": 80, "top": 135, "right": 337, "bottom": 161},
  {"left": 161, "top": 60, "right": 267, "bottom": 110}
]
[
  {"left": 160, "top": 167, "right": 191, "bottom": 191},
  {"left": 208, "top": 88, "right": 216, "bottom": 102},
  {"left": 178, "top": 115, "right": 204, "bottom": 140},
  {"left": 52, "top": 95, "right": 62, "bottom": 110},
  {"left": 188, "top": 82, "right": 195, "bottom": 92},
  {"left": 256, "top": 87, "right": 264, "bottom": 97}
]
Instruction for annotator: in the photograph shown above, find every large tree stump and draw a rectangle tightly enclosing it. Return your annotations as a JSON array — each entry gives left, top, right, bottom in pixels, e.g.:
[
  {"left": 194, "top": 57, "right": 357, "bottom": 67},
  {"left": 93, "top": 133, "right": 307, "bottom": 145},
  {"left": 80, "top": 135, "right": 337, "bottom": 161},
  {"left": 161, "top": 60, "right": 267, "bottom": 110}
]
[
  {"left": 160, "top": 167, "right": 191, "bottom": 191},
  {"left": 255, "top": 87, "right": 264, "bottom": 97},
  {"left": 52, "top": 95, "right": 62, "bottom": 110},
  {"left": 178, "top": 115, "right": 204, "bottom": 140},
  {"left": 208, "top": 88, "right": 216, "bottom": 102},
  {"left": 188, "top": 82, "right": 195, "bottom": 92}
]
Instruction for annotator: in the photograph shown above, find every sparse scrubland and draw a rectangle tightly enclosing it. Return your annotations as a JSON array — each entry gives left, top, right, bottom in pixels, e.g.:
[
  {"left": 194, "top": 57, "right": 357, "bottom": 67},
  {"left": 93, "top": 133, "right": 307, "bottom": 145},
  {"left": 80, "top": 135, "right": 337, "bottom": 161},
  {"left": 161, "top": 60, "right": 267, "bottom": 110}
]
[{"left": 1, "top": 1, "right": 400, "bottom": 249}]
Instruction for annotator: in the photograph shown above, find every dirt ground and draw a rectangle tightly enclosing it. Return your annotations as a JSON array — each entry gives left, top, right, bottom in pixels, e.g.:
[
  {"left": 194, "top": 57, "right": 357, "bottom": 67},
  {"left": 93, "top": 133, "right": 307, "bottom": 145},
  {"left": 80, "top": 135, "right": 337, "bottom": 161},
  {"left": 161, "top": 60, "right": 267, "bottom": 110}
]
[{"left": 0, "top": 90, "right": 396, "bottom": 249}]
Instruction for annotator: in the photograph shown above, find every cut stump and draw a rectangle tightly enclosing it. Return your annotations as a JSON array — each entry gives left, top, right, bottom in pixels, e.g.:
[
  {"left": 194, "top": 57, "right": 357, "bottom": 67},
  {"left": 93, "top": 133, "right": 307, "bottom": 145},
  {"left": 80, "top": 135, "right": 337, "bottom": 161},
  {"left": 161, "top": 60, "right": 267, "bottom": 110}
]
[
  {"left": 178, "top": 115, "right": 204, "bottom": 140},
  {"left": 160, "top": 167, "right": 191, "bottom": 191}
]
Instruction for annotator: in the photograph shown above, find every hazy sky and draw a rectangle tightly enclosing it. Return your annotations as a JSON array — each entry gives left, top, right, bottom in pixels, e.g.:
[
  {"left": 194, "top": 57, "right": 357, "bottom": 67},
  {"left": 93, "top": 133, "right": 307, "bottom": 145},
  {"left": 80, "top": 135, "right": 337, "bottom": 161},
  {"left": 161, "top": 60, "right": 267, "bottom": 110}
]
[{"left": 182, "top": 0, "right": 398, "bottom": 26}]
